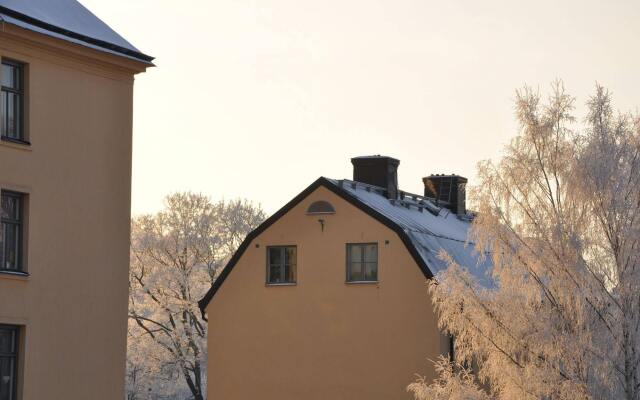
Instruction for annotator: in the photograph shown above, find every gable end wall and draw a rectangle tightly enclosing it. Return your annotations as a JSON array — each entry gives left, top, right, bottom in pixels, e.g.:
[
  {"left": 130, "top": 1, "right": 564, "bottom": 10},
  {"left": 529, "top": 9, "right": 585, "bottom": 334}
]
[{"left": 206, "top": 185, "right": 448, "bottom": 400}]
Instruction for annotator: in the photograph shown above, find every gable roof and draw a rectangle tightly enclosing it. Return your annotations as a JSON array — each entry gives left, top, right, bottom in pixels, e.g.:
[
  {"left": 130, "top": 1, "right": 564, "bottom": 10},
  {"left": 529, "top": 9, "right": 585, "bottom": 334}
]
[
  {"left": 198, "top": 177, "right": 492, "bottom": 317},
  {"left": 0, "top": 0, "right": 153, "bottom": 64}
]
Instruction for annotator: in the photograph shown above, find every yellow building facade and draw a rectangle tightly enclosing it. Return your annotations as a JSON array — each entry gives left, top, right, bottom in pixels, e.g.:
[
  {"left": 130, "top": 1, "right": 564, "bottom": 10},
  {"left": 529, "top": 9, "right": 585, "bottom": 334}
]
[{"left": 0, "top": 1, "right": 151, "bottom": 398}]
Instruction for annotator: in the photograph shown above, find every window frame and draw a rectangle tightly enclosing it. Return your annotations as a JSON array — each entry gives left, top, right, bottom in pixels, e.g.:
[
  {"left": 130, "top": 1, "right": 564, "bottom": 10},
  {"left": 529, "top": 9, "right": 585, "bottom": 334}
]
[
  {"left": 266, "top": 245, "right": 297, "bottom": 285},
  {"left": 346, "top": 242, "right": 379, "bottom": 283},
  {"left": 0, "top": 190, "right": 25, "bottom": 273},
  {"left": 0, "top": 324, "right": 19, "bottom": 400},
  {"left": 1, "top": 59, "right": 27, "bottom": 144}
]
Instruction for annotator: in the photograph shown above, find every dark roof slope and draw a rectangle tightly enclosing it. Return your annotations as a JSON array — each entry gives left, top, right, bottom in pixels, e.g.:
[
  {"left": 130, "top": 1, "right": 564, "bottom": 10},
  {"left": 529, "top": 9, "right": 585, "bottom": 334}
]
[
  {"left": 198, "top": 177, "right": 492, "bottom": 317},
  {"left": 0, "top": 0, "right": 153, "bottom": 63}
]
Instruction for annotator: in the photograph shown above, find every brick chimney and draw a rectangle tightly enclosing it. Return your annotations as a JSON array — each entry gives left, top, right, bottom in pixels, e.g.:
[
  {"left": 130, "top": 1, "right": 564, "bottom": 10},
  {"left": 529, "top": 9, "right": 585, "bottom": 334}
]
[
  {"left": 423, "top": 174, "right": 467, "bottom": 215},
  {"left": 351, "top": 156, "right": 400, "bottom": 199}
]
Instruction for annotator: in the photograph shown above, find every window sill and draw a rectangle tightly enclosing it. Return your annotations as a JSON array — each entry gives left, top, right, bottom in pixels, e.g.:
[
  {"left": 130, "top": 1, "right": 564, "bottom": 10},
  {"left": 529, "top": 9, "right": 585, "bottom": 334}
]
[
  {"left": 265, "top": 282, "right": 297, "bottom": 286},
  {"left": 0, "top": 136, "right": 31, "bottom": 151},
  {"left": 0, "top": 270, "right": 30, "bottom": 281},
  {"left": 345, "top": 280, "right": 379, "bottom": 285}
]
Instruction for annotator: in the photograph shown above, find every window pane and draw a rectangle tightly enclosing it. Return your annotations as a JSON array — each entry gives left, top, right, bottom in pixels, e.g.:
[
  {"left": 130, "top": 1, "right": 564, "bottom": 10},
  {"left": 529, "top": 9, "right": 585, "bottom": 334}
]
[
  {"left": 0, "top": 356, "right": 15, "bottom": 400},
  {"left": 0, "top": 326, "right": 16, "bottom": 400},
  {"left": 349, "top": 261, "right": 363, "bottom": 281},
  {"left": 1, "top": 195, "right": 19, "bottom": 220},
  {"left": 0, "top": 91, "right": 5, "bottom": 135},
  {"left": 284, "top": 264, "right": 297, "bottom": 282},
  {"left": 349, "top": 245, "right": 362, "bottom": 263},
  {"left": 11, "top": 94, "right": 20, "bottom": 139},
  {"left": 268, "top": 247, "right": 282, "bottom": 266},
  {"left": 5, "top": 92, "right": 14, "bottom": 137},
  {"left": 364, "top": 262, "right": 378, "bottom": 281},
  {"left": 2, "top": 224, "right": 19, "bottom": 270},
  {"left": 0, "top": 329, "right": 14, "bottom": 353},
  {"left": 1, "top": 64, "right": 14, "bottom": 88},
  {"left": 269, "top": 264, "right": 282, "bottom": 283},
  {"left": 364, "top": 244, "right": 377, "bottom": 262},
  {"left": 0, "top": 91, "right": 21, "bottom": 139},
  {"left": 284, "top": 247, "right": 296, "bottom": 266}
]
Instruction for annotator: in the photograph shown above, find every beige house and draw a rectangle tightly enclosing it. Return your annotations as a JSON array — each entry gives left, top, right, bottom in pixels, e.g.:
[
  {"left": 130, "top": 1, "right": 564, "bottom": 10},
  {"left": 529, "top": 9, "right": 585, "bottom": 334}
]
[
  {"left": 0, "top": 1, "right": 151, "bottom": 399},
  {"left": 199, "top": 156, "right": 489, "bottom": 399}
]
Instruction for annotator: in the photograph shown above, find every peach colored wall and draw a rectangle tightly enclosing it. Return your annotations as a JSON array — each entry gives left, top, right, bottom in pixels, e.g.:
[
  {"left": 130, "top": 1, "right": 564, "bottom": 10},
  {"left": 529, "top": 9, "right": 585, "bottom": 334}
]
[
  {"left": 0, "top": 27, "right": 147, "bottom": 400},
  {"left": 206, "top": 185, "right": 448, "bottom": 399}
]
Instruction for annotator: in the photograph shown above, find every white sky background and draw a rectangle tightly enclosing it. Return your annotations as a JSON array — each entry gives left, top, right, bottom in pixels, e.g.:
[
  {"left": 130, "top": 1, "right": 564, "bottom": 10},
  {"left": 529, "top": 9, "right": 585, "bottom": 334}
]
[{"left": 80, "top": 0, "right": 640, "bottom": 216}]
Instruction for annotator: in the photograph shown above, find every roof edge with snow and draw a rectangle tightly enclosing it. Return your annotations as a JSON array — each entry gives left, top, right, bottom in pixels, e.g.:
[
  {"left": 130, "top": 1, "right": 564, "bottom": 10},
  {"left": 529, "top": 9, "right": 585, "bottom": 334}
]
[{"left": 0, "top": 5, "right": 154, "bottom": 64}]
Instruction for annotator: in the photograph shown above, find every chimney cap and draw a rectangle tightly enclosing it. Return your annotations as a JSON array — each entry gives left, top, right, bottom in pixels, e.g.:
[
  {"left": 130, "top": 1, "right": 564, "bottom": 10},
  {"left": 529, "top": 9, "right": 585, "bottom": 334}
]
[
  {"left": 351, "top": 155, "right": 400, "bottom": 163},
  {"left": 423, "top": 174, "right": 467, "bottom": 183}
]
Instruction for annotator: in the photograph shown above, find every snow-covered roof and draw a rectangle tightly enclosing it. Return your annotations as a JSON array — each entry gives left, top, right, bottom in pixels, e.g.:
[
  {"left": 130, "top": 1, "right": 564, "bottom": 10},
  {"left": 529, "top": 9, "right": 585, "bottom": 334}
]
[
  {"left": 199, "top": 176, "right": 493, "bottom": 314},
  {"left": 327, "top": 179, "right": 492, "bottom": 286},
  {"left": 0, "top": 0, "right": 153, "bottom": 64}
]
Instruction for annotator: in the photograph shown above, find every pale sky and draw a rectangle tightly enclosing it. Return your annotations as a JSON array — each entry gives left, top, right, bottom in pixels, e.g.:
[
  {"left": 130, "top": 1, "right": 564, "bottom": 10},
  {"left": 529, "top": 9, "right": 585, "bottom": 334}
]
[{"left": 81, "top": 0, "right": 640, "bottom": 216}]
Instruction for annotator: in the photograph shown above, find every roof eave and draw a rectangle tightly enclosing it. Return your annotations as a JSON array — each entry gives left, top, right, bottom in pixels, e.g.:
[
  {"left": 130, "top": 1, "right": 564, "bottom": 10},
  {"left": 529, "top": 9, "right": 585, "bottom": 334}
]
[{"left": 0, "top": 5, "right": 154, "bottom": 64}]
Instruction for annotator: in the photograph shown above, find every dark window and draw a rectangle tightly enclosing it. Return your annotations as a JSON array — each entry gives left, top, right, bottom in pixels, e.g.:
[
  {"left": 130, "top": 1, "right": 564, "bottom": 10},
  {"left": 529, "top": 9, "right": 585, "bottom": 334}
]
[
  {"left": 267, "top": 246, "right": 297, "bottom": 284},
  {"left": 1, "top": 60, "right": 25, "bottom": 142},
  {"left": 346, "top": 243, "right": 378, "bottom": 282},
  {"left": 0, "top": 325, "right": 19, "bottom": 400},
  {"left": 0, "top": 191, "right": 24, "bottom": 272},
  {"left": 306, "top": 200, "right": 335, "bottom": 214}
]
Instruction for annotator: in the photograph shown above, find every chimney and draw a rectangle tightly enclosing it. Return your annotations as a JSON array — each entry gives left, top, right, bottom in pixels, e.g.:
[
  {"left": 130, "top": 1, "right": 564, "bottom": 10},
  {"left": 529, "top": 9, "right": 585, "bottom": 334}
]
[
  {"left": 423, "top": 174, "right": 468, "bottom": 215},
  {"left": 351, "top": 155, "right": 400, "bottom": 199}
]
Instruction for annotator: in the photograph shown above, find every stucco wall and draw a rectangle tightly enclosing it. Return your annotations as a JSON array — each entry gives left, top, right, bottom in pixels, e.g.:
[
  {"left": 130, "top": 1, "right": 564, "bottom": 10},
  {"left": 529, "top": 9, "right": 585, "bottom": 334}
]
[
  {"left": 206, "top": 185, "right": 448, "bottom": 399},
  {"left": 0, "top": 28, "right": 143, "bottom": 400}
]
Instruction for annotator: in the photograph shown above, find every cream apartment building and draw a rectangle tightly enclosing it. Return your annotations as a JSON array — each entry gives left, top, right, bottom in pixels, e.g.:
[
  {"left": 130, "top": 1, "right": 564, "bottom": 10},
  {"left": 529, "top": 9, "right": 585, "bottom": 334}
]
[{"left": 0, "top": 1, "right": 152, "bottom": 399}]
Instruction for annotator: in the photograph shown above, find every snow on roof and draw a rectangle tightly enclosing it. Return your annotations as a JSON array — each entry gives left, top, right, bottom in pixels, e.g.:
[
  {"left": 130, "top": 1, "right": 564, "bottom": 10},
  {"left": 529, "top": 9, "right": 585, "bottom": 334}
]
[
  {"left": 327, "top": 179, "right": 493, "bottom": 286},
  {"left": 0, "top": 0, "right": 153, "bottom": 63}
]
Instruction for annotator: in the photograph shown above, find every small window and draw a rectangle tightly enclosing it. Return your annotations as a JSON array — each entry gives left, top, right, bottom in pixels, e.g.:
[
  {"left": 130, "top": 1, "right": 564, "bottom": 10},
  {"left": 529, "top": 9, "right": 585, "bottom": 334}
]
[
  {"left": 1, "top": 191, "right": 24, "bottom": 272},
  {"left": 306, "top": 200, "right": 335, "bottom": 215},
  {"left": 346, "top": 243, "right": 378, "bottom": 282},
  {"left": 0, "top": 325, "right": 19, "bottom": 400},
  {"left": 267, "top": 246, "right": 297, "bottom": 284},
  {"left": 1, "top": 60, "right": 25, "bottom": 142}
]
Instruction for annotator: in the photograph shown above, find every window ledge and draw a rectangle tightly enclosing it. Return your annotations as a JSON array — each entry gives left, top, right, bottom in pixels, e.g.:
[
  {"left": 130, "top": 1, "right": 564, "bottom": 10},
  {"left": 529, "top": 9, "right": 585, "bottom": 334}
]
[
  {"left": 0, "top": 270, "right": 30, "bottom": 281},
  {"left": 0, "top": 136, "right": 31, "bottom": 151},
  {"left": 265, "top": 282, "right": 297, "bottom": 286},
  {"left": 345, "top": 280, "right": 379, "bottom": 285}
]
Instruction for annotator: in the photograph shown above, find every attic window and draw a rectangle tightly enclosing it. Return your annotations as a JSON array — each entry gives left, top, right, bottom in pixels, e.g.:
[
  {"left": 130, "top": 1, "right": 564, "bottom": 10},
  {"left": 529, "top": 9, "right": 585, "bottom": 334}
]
[{"left": 306, "top": 200, "right": 335, "bottom": 215}]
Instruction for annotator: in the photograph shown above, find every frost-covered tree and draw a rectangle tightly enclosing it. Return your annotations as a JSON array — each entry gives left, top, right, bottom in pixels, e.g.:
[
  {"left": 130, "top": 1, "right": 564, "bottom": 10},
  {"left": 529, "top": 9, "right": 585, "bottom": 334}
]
[
  {"left": 126, "top": 325, "right": 173, "bottom": 400},
  {"left": 128, "top": 193, "right": 265, "bottom": 399},
  {"left": 409, "top": 82, "right": 640, "bottom": 400},
  {"left": 408, "top": 356, "right": 492, "bottom": 400}
]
